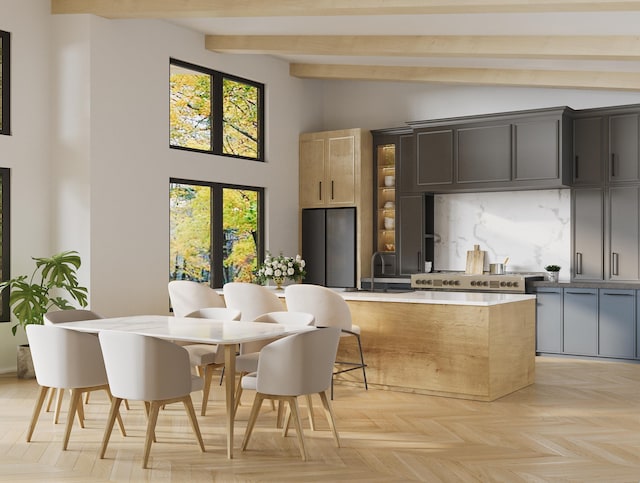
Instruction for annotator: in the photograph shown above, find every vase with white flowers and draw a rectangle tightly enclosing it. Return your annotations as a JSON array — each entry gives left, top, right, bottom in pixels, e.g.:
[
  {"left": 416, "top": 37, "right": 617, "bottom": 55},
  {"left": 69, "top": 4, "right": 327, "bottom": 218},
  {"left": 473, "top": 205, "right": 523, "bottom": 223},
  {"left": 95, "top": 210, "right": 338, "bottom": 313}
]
[{"left": 256, "top": 253, "right": 306, "bottom": 289}]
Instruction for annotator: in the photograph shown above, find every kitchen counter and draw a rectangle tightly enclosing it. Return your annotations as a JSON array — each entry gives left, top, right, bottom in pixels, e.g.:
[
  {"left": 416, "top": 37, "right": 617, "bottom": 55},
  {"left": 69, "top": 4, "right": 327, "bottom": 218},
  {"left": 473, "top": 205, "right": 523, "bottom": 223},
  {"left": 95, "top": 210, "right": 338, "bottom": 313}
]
[
  {"left": 335, "top": 289, "right": 535, "bottom": 306},
  {"left": 332, "top": 290, "right": 536, "bottom": 402}
]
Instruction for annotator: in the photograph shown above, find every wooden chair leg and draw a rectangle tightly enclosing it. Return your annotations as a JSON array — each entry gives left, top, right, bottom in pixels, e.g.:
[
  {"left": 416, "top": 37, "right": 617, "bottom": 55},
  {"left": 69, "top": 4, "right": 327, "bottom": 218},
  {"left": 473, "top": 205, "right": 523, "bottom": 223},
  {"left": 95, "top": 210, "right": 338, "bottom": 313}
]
[
  {"left": 63, "top": 389, "right": 83, "bottom": 450},
  {"left": 201, "top": 364, "right": 214, "bottom": 416},
  {"left": 319, "top": 391, "right": 340, "bottom": 447},
  {"left": 233, "top": 372, "right": 245, "bottom": 418},
  {"left": 241, "top": 393, "right": 265, "bottom": 451},
  {"left": 45, "top": 386, "right": 55, "bottom": 412},
  {"left": 26, "top": 385, "right": 49, "bottom": 442},
  {"left": 84, "top": 391, "right": 91, "bottom": 404},
  {"left": 182, "top": 396, "right": 205, "bottom": 452},
  {"left": 276, "top": 400, "right": 285, "bottom": 429},
  {"left": 305, "top": 394, "right": 316, "bottom": 431},
  {"left": 100, "top": 397, "right": 123, "bottom": 459},
  {"left": 288, "top": 397, "right": 308, "bottom": 461},
  {"left": 104, "top": 388, "right": 126, "bottom": 437},
  {"left": 143, "top": 401, "right": 156, "bottom": 443},
  {"left": 75, "top": 392, "right": 85, "bottom": 428},
  {"left": 143, "top": 401, "right": 161, "bottom": 469},
  {"left": 54, "top": 388, "right": 64, "bottom": 424}
]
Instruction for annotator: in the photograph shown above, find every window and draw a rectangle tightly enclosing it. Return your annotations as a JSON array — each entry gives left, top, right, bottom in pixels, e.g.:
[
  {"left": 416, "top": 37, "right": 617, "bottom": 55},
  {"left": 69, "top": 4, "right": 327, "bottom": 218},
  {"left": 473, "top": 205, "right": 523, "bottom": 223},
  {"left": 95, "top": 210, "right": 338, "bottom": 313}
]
[
  {"left": 0, "top": 168, "right": 10, "bottom": 321},
  {"left": 0, "top": 30, "right": 10, "bottom": 136},
  {"left": 169, "top": 179, "right": 264, "bottom": 288},
  {"left": 170, "top": 59, "right": 264, "bottom": 161}
]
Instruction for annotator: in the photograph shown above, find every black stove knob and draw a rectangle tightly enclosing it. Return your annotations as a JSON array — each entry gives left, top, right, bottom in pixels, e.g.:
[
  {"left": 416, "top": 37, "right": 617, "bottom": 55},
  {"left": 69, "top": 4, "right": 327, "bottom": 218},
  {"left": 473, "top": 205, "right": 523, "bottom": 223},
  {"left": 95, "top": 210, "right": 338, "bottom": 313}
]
[{"left": 454, "top": 280, "right": 461, "bottom": 286}]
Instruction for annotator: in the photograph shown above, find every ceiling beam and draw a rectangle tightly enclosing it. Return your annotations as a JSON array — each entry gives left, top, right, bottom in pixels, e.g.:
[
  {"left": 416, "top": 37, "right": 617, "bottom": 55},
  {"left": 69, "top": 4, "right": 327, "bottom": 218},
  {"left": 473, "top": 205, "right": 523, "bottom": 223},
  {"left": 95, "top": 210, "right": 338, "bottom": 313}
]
[
  {"left": 290, "top": 63, "right": 640, "bottom": 91},
  {"left": 51, "top": 0, "right": 640, "bottom": 18},
  {"left": 206, "top": 35, "right": 640, "bottom": 61}
]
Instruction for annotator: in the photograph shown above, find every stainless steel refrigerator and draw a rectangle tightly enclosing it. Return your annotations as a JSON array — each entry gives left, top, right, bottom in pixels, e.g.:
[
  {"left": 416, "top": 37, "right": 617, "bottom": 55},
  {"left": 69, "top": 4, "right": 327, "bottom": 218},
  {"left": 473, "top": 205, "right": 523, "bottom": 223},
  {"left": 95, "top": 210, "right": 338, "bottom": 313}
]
[{"left": 301, "top": 207, "right": 356, "bottom": 288}]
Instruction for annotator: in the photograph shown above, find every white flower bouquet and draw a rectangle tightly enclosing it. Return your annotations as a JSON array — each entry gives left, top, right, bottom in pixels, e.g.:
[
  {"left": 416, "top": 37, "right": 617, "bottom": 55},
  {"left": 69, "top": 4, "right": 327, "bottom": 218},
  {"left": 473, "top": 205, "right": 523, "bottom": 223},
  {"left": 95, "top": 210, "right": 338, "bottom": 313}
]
[{"left": 256, "top": 253, "right": 306, "bottom": 287}]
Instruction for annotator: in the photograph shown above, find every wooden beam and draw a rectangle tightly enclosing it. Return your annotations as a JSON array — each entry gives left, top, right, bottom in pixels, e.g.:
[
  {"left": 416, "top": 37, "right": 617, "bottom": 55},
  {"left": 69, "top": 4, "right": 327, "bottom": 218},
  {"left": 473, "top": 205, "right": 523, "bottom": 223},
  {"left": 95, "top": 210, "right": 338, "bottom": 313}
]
[
  {"left": 289, "top": 63, "right": 640, "bottom": 91},
  {"left": 51, "top": 0, "right": 640, "bottom": 18},
  {"left": 206, "top": 35, "right": 640, "bottom": 61}
]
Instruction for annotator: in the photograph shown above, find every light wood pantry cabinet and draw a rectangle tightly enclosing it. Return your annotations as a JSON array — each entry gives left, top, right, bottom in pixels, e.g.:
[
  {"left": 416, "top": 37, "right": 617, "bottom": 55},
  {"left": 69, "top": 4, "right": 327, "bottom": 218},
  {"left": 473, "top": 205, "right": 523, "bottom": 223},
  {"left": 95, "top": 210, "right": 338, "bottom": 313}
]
[
  {"left": 298, "top": 128, "right": 372, "bottom": 286},
  {"left": 299, "top": 128, "right": 370, "bottom": 208}
]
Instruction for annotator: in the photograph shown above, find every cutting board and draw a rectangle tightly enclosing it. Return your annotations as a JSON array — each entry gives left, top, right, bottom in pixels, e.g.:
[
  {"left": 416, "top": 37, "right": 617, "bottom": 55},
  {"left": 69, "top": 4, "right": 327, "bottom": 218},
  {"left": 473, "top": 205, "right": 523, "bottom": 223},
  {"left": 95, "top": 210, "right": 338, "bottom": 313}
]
[{"left": 465, "top": 245, "right": 485, "bottom": 275}]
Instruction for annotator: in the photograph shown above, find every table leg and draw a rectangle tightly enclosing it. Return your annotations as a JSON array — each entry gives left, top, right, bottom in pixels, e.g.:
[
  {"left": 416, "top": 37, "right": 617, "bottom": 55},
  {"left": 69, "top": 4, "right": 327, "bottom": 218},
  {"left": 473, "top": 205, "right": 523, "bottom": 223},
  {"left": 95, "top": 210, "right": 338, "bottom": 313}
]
[{"left": 224, "top": 344, "right": 236, "bottom": 459}]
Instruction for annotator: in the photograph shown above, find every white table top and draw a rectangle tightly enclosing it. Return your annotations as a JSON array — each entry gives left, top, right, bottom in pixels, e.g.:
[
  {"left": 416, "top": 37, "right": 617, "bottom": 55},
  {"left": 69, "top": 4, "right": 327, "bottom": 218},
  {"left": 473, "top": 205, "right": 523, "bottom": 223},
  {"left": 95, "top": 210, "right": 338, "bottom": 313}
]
[{"left": 56, "top": 315, "right": 313, "bottom": 344}]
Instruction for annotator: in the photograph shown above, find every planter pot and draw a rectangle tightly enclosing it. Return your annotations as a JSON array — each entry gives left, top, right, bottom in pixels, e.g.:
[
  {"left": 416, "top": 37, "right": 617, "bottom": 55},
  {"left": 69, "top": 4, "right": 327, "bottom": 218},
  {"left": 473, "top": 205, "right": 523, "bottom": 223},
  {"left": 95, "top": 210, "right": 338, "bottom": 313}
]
[
  {"left": 17, "top": 344, "right": 35, "bottom": 379},
  {"left": 546, "top": 271, "right": 560, "bottom": 283}
]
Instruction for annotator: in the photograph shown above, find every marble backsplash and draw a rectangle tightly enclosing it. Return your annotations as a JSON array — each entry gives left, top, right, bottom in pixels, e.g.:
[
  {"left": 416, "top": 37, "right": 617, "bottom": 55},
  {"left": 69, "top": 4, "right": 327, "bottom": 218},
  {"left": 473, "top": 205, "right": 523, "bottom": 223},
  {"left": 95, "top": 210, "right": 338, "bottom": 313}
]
[{"left": 433, "top": 189, "right": 570, "bottom": 280}]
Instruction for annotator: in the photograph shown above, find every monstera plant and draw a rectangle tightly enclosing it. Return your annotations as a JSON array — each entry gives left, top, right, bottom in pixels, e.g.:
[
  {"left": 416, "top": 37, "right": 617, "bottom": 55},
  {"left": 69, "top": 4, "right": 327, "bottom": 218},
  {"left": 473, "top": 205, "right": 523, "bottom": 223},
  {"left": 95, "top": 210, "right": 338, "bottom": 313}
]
[{"left": 0, "top": 250, "right": 88, "bottom": 336}]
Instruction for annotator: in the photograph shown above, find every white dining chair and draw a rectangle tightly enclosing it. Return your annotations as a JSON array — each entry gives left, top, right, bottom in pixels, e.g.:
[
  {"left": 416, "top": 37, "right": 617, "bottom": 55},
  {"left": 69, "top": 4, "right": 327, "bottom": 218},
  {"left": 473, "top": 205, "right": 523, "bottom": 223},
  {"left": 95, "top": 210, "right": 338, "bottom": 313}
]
[
  {"left": 284, "top": 284, "right": 368, "bottom": 398},
  {"left": 182, "top": 307, "right": 242, "bottom": 416},
  {"left": 222, "top": 282, "right": 284, "bottom": 321},
  {"left": 25, "top": 324, "right": 125, "bottom": 450},
  {"left": 43, "top": 309, "right": 109, "bottom": 422},
  {"left": 233, "top": 311, "right": 315, "bottom": 419},
  {"left": 98, "top": 330, "right": 205, "bottom": 469},
  {"left": 241, "top": 327, "right": 341, "bottom": 461},
  {"left": 168, "top": 280, "right": 225, "bottom": 317}
]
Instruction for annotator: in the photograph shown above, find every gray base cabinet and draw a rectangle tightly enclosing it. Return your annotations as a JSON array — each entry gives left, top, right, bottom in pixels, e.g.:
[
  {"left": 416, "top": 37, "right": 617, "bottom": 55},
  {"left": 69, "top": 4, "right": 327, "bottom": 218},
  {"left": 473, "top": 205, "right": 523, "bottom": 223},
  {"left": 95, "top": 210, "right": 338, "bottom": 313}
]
[
  {"left": 536, "top": 286, "right": 639, "bottom": 360},
  {"left": 536, "top": 288, "right": 563, "bottom": 353},
  {"left": 563, "top": 288, "right": 598, "bottom": 356},
  {"left": 598, "top": 289, "right": 636, "bottom": 358}
]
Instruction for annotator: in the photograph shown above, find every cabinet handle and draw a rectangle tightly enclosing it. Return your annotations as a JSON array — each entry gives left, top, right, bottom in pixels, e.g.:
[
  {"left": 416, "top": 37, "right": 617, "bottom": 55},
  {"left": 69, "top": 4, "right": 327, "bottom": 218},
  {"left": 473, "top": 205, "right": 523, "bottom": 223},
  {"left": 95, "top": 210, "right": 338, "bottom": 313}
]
[
  {"left": 611, "top": 153, "right": 616, "bottom": 178},
  {"left": 319, "top": 181, "right": 322, "bottom": 201},
  {"left": 602, "top": 292, "right": 632, "bottom": 296},
  {"left": 565, "top": 291, "right": 595, "bottom": 295},
  {"left": 612, "top": 252, "right": 619, "bottom": 276},
  {"left": 331, "top": 180, "right": 334, "bottom": 200},
  {"left": 575, "top": 252, "right": 583, "bottom": 275},
  {"left": 574, "top": 155, "right": 579, "bottom": 179},
  {"left": 417, "top": 252, "right": 421, "bottom": 271}
]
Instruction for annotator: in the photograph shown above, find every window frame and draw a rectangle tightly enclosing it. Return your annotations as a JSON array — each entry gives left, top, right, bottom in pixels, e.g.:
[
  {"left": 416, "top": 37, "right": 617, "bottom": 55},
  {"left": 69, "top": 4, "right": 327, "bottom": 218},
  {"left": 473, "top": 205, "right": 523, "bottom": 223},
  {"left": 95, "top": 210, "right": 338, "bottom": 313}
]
[
  {"left": 0, "top": 168, "right": 10, "bottom": 321},
  {"left": 169, "top": 177, "right": 265, "bottom": 289},
  {"left": 169, "top": 58, "right": 265, "bottom": 162},
  {"left": 0, "top": 30, "right": 10, "bottom": 136}
]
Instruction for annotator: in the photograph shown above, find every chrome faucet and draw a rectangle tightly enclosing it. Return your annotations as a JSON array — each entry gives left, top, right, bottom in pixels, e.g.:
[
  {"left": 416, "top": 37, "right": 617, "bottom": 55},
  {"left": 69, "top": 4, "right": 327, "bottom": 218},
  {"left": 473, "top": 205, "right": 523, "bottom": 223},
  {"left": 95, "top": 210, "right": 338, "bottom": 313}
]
[{"left": 370, "top": 251, "right": 387, "bottom": 291}]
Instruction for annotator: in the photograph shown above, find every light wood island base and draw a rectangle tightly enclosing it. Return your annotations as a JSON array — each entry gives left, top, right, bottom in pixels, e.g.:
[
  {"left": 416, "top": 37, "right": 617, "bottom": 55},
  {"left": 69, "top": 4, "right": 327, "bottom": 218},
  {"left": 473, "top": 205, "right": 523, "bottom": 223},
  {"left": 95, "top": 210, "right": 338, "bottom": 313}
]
[{"left": 337, "top": 298, "right": 536, "bottom": 401}]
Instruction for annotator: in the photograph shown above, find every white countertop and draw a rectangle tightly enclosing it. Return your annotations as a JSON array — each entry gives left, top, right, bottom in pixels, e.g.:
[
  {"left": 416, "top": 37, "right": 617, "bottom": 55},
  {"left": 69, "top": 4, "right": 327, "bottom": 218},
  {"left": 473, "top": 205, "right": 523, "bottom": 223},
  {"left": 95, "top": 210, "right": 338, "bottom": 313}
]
[{"left": 267, "top": 286, "right": 535, "bottom": 306}]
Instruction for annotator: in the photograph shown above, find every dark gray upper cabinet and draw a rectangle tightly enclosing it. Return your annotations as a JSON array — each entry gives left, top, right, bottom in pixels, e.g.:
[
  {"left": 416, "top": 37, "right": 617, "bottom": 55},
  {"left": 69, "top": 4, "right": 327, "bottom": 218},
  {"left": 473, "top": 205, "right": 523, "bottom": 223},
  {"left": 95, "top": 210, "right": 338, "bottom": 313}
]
[
  {"left": 415, "top": 129, "right": 453, "bottom": 188},
  {"left": 406, "top": 106, "right": 571, "bottom": 193},
  {"left": 572, "top": 116, "right": 604, "bottom": 186},
  {"left": 609, "top": 113, "right": 639, "bottom": 183},
  {"left": 514, "top": 118, "right": 560, "bottom": 181},
  {"left": 457, "top": 124, "right": 511, "bottom": 184},
  {"left": 398, "top": 133, "right": 417, "bottom": 193}
]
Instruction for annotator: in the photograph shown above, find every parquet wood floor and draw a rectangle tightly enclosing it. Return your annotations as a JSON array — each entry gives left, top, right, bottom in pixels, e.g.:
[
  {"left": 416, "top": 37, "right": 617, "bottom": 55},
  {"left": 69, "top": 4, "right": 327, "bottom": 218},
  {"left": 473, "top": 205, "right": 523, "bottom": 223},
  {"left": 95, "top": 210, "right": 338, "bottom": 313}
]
[{"left": 1, "top": 356, "right": 639, "bottom": 482}]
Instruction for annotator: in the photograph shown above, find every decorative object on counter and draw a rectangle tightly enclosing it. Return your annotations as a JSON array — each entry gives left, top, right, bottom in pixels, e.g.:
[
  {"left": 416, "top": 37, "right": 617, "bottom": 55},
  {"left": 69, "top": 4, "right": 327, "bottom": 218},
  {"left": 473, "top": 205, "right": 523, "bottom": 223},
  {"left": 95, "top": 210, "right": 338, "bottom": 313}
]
[
  {"left": 384, "top": 217, "right": 395, "bottom": 230},
  {"left": 465, "top": 244, "right": 485, "bottom": 275},
  {"left": 544, "top": 265, "right": 561, "bottom": 283},
  {"left": 255, "top": 253, "right": 306, "bottom": 289},
  {"left": 384, "top": 243, "right": 395, "bottom": 252},
  {"left": 383, "top": 201, "right": 394, "bottom": 209},
  {"left": 489, "top": 258, "right": 508, "bottom": 275},
  {"left": 424, "top": 261, "right": 432, "bottom": 273},
  {"left": 384, "top": 175, "right": 395, "bottom": 187}
]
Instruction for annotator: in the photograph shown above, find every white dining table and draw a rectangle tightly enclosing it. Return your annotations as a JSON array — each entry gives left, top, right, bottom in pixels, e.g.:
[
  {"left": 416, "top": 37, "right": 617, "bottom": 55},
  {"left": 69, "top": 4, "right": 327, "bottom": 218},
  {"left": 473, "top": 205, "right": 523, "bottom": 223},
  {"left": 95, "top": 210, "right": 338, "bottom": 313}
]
[{"left": 55, "top": 314, "right": 314, "bottom": 459}]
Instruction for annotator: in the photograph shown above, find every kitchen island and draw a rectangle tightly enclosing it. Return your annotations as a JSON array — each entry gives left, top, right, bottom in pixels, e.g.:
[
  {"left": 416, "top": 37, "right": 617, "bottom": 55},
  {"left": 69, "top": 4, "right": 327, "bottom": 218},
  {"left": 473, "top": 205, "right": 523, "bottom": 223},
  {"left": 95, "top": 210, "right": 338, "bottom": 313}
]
[{"left": 333, "top": 290, "right": 536, "bottom": 402}]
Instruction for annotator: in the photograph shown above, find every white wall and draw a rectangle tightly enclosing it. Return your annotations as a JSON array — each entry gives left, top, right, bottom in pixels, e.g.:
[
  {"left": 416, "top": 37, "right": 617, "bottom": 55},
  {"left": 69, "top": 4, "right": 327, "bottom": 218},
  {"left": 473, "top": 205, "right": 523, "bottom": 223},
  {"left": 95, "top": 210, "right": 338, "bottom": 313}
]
[{"left": 0, "top": 0, "right": 53, "bottom": 371}]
